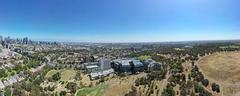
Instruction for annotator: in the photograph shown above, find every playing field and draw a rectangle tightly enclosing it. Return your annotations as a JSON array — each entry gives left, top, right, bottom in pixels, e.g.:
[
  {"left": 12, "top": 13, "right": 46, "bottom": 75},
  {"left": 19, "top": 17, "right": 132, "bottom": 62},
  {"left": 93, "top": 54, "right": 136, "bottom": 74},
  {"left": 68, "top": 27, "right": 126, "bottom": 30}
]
[{"left": 198, "top": 51, "right": 240, "bottom": 96}]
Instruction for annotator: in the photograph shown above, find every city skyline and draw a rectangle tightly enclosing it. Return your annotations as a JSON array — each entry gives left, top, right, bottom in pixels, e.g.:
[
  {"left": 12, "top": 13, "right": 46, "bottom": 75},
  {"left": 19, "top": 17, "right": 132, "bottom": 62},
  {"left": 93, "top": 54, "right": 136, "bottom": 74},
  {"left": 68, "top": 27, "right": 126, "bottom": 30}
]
[{"left": 0, "top": 0, "right": 240, "bottom": 42}]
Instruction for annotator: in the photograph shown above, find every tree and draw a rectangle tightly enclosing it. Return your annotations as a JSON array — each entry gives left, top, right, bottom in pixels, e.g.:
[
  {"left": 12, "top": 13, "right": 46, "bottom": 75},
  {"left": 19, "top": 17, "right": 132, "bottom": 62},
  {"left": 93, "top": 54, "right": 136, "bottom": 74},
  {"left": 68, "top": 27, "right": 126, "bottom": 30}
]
[
  {"left": 52, "top": 72, "right": 61, "bottom": 81},
  {"left": 162, "top": 84, "right": 175, "bottom": 96},
  {"left": 14, "top": 64, "right": 23, "bottom": 73},
  {"left": 194, "top": 82, "right": 204, "bottom": 93},
  {"left": 190, "top": 90, "right": 195, "bottom": 96},
  {"left": 66, "top": 82, "right": 77, "bottom": 93},
  {"left": 129, "top": 61, "right": 136, "bottom": 74},
  {"left": 202, "top": 79, "right": 209, "bottom": 87},
  {"left": 188, "top": 74, "right": 191, "bottom": 80},
  {"left": 0, "top": 69, "right": 8, "bottom": 78},
  {"left": 25, "top": 82, "right": 32, "bottom": 92},
  {"left": 180, "top": 88, "right": 187, "bottom": 96},
  {"left": 191, "top": 61, "right": 195, "bottom": 66},
  {"left": 4, "top": 88, "right": 12, "bottom": 96},
  {"left": 75, "top": 71, "right": 82, "bottom": 80},
  {"left": 60, "top": 91, "right": 66, "bottom": 96},
  {"left": 30, "top": 85, "right": 41, "bottom": 96},
  {"left": 212, "top": 83, "right": 220, "bottom": 93},
  {"left": 99, "top": 77, "right": 105, "bottom": 83},
  {"left": 186, "top": 80, "right": 193, "bottom": 88}
]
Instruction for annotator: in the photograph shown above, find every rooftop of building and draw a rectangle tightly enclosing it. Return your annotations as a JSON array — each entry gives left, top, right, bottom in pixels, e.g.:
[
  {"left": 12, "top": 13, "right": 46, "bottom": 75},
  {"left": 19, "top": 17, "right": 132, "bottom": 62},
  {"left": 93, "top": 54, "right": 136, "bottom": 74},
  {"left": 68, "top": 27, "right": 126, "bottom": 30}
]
[
  {"left": 132, "top": 60, "right": 143, "bottom": 67},
  {"left": 86, "top": 65, "right": 99, "bottom": 69}
]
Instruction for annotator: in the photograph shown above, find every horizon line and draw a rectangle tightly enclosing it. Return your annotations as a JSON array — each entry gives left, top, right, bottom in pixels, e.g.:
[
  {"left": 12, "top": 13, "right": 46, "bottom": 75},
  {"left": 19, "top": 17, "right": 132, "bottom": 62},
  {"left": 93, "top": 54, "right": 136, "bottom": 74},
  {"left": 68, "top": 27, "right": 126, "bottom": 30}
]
[{"left": 1, "top": 35, "right": 240, "bottom": 44}]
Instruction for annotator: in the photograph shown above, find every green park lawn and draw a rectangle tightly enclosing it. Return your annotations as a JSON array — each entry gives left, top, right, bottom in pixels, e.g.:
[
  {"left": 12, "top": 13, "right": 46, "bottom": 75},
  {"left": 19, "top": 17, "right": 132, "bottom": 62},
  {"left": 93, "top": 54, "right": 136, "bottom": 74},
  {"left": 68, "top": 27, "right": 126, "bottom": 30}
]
[
  {"left": 75, "top": 84, "right": 107, "bottom": 96},
  {"left": 220, "top": 45, "right": 240, "bottom": 49},
  {"left": 137, "top": 55, "right": 151, "bottom": 61}
]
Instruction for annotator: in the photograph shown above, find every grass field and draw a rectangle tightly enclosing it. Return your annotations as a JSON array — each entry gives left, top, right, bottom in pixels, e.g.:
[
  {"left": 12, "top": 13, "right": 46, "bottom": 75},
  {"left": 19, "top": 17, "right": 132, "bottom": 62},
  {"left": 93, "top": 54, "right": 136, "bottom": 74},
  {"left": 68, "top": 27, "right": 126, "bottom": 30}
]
[
  {"left": 137, "top": 55, "right": 151, "bottom": 61},
  {"left": 198, "top": 52, "right": 240, "bottom": 96},
  {"left": 75, "top": 84, "right": 107, "bottom": 96},
  {"left": 220, "top": 45, "right": 240, "bottom": 49},
  {"left": 103, "top": 73, "right": 146, "bottom": 96},
  {"left": 75, "top": 73, "right": 147, "bottom": 96}
]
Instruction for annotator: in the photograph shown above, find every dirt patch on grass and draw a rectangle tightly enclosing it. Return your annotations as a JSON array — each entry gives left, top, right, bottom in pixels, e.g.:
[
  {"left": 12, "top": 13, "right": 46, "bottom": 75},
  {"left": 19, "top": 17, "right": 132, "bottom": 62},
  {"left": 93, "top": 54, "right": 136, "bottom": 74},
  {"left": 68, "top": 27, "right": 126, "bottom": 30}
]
[{"left": 198, "top": 51, "right": 240, "bottom": 96}]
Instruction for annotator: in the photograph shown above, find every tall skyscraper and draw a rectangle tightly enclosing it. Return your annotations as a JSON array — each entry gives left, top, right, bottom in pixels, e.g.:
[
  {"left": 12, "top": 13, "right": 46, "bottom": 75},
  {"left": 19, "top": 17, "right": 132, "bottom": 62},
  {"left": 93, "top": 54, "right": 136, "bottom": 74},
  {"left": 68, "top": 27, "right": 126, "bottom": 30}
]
[{"left": 23, "top": 37, "right": 28, "bottom": 44}]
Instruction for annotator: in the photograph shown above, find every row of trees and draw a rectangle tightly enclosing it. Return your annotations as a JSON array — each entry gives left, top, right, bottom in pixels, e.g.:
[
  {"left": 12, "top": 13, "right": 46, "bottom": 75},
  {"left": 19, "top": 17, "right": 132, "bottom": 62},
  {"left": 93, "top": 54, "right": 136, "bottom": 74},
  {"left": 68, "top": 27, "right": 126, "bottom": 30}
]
[{"left": 191, "top": 65, "right": 220, "bottom": 93}]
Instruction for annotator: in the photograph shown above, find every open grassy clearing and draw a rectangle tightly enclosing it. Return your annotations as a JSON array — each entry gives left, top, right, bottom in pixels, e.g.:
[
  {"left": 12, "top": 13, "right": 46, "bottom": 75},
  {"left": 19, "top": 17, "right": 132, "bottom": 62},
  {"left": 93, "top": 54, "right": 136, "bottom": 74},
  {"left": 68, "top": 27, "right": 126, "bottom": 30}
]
[
  {"left": 137, "top": 55, "right": 151, "bottom": 61},
  {"left": 43, "top": 69, "right": 77, "bottom": 94},
  {"left": 103, "top": 73, "right": 147, "bottom": 96},
  {"left": 45, "top": 70, "right": 59, "bottom": 78},
  {"left": 60, "top": 69, "right": 76, "bottom": 81},
  {"left": 75, "top": 73, "right": 147, "bottom": 96},
  {"left": 45, "top": 69, "right": 76, "bottom": 81},
  {"left": 198, "top": 51, "right": 240, "bottom": 96}
]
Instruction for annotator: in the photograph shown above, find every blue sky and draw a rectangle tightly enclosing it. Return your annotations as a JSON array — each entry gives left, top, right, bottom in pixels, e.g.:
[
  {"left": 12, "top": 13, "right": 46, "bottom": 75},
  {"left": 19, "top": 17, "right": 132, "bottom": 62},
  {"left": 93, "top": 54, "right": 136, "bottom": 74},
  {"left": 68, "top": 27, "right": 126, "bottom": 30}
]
[{"left": 0, "top": 0, "right": 239, "bottom": 42}]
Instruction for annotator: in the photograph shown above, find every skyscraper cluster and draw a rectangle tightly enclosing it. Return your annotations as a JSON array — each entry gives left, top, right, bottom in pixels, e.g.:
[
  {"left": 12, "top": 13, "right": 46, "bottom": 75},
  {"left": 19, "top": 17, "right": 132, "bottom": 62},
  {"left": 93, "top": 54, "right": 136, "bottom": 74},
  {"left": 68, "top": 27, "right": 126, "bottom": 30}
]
[{"left": 0, "top": 35, "right": 31, "bottom": 49}]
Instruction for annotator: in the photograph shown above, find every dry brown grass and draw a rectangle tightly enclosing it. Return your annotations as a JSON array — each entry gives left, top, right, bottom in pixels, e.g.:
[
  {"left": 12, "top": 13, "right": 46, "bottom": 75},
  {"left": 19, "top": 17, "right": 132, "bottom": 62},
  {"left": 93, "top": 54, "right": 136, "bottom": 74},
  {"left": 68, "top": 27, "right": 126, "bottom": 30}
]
[
  {"left": 103, "top": 73, "right": 147, "bottom": 96},
  {"left": 198, "top": 51, "right": 240, "bottom": 96}
]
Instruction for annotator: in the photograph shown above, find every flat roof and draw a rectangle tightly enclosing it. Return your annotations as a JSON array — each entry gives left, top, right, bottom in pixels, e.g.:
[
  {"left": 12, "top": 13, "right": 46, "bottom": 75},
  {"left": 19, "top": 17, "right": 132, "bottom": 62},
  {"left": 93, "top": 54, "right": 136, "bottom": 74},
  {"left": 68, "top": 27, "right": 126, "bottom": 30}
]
[{"left": 86, "top": 65, "right": 99, "bottom": 69}]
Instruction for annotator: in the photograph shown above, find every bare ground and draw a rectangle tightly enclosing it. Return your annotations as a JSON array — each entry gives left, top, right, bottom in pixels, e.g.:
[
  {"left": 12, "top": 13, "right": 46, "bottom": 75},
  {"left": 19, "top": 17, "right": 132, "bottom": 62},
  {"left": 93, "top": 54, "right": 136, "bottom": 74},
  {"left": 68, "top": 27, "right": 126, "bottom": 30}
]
[{"left": 197, "top": 51, "right": 240, "bottom": 96}]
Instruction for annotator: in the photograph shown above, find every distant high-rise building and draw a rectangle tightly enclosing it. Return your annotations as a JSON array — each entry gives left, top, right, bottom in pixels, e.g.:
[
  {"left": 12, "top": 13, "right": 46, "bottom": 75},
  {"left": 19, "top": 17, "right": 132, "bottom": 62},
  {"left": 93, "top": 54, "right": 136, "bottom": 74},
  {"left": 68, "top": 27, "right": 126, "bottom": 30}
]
[
  {"left": 99, "top": 58, "right": 111, "bottom": 70},
  {"left": 5, "top": 36, "right": 11, "bottom": 43},
  {"left": 0, "top": 35, "right": 3, "bottom": 42},
  {"left": 6, "top": 44, "right": 9, "bottom": 49},
  {"left": 23, "top": 37, "right": 28, "bottom": 44}
]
